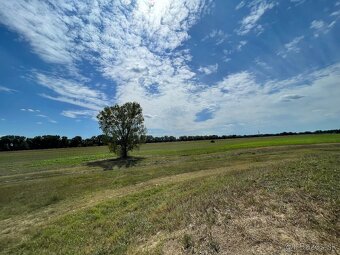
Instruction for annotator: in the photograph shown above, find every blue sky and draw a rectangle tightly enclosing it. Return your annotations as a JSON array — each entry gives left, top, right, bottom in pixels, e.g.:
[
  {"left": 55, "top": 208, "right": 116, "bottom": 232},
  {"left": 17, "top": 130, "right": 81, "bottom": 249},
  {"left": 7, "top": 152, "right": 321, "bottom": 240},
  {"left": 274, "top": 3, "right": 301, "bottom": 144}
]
[{"left": 0, "top": 0, "right": 340, "bottom": 138}]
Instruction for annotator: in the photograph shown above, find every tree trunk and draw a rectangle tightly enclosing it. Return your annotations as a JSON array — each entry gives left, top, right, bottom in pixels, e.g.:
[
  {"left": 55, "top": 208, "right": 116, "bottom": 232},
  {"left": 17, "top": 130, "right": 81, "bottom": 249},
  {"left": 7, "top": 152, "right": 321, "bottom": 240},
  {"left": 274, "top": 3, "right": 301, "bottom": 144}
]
[{"left": 121, "top": 146, "right": 128, "bottom": 158}]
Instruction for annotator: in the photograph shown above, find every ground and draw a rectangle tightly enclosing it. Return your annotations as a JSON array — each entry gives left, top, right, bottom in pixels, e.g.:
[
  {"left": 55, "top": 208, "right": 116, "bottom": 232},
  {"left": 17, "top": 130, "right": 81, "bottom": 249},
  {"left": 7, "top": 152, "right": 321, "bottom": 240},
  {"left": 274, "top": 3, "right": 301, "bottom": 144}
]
[{"left": 0, "top": 134, "right": 339, "bottom": 254}]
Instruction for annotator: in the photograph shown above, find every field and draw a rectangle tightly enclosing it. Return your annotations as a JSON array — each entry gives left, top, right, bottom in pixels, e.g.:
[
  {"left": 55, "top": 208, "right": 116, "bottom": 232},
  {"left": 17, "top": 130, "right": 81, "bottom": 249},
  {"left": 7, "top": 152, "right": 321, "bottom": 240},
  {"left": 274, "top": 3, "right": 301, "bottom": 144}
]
[{"left": 0, "top": 134, "right": 339, "bottom": 254}]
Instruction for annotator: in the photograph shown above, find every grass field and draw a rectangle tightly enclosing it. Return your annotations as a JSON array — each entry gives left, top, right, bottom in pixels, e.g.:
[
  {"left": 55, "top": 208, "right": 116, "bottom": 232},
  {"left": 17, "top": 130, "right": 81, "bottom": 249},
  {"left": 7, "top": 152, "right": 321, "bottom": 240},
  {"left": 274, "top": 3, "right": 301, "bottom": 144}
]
[{"left": 0, "top": 134, "right": 339, "bottom": 254}]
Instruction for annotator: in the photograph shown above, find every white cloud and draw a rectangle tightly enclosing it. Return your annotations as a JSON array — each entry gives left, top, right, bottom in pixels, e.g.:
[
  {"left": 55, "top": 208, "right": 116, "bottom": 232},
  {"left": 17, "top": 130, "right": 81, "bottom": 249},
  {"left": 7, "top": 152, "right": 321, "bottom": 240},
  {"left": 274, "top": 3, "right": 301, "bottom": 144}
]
[
  {"left": 0, "top": 86, "right": 17, "bottom": 93},
  {"left": 0, "top": 0, "right": 206, "bottom": 67},
  {"left": 20, "top": 108, "right": 40, "bottom": 112},
  {"left": 310, "top": 20, "right": 336, "bottom": 37},
  {"left": 198, "top": 64, "right": 218, "bottom": 75},
  {"left": 237, "top": 1, "right": 276, "bottom": 35},
  {"left": 0, "top": 0, "right": 207, "bottom": 123},
  {"left": 61, "top": 109, "right": 97, "bottom": 119},
  {"left": 35, "top": 73, "right": 109, "bottom": 110},
  {"left": 290, "top": 0, "right": 306, "bottom": 5},
  {"left": 0, "top": 1, "right": 77, "bottom": 64},
  {"left": 36, "top": 114, "right": 48, "bottom": 118},
  {"left": 186, "top": 63, "right": 340, "bottom": 134},
  {"left": 216, "top": 71, "right": 258, "bottom": 95},
  {"left": 223, "top": 57, "right": 231, "bottom": 63},
  {"left": 254, "top": 58, "right": 272, "bottom": 70},
  {"left": 237, "top": 40, "right": 247, "bottom": 51},
  {"left": 36, "top": 114, "right": 57, "bottom": 124},
  {"left": 310, "top": 20, "right": 326, "bottom": 31},
  {"left": 202, "top": 29, "right": 228, "bottom": 45},
  {"left": 331, "top": 10, "right": 340, "bottom": 17},
  {"left": 236, "top": 1, "right": 246, "bottom": 10},
  {"left": 277, "top": 36, "right": 304, "bottom": 58},
  {"left": 1, "top": 1, "right": 339, "bottom": 135}
]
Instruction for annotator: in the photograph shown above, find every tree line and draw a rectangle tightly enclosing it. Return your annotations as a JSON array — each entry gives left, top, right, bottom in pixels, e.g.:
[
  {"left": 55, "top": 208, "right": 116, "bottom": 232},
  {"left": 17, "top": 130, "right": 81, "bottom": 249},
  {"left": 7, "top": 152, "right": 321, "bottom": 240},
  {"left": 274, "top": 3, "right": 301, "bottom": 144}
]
[
  {"left": 0, "top": 135, "right": 107, "bottom": 151},
  {"left": 147, "top": 129, "right": 340, "bottom": 143},
  {"left": 0, "top": 129, "right": 339, "bottom": 152}
]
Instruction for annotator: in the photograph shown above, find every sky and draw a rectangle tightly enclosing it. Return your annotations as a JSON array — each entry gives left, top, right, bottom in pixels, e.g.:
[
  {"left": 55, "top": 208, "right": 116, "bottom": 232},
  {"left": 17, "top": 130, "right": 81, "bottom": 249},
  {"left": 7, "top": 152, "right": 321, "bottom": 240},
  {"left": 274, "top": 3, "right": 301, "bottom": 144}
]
[{"left": 0, "top": 0, "right": 340, "bottom": 138}]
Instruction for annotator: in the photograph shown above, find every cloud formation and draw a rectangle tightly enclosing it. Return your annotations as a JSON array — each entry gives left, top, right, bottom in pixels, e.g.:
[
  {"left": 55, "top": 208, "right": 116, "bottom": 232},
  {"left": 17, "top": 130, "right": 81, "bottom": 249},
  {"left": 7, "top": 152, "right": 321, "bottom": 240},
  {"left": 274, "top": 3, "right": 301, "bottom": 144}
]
[
  {"left": 277, "top": 36, "right": 304, "bottom": 58},
  {"left": 21, "top": 108, "right": 40, "bottom": 112},
  {"left": 237, "top": 1, "right": 276, "bottom": 35},
  {"left": 198, "top": 64, "right": 219, "bottom": 75},
  {"left": 310, "top": 20, "right": 336, "bottom": 37},
  {"left": 35, "top": 73, "right": 109, "bottom": 110},
  {"left": 36, "top": 114, "right": 58, "bottom": 124},
  {"left": 0, "top": 86, "right": 17, "bottom": 93},
  {"left": 0, "top": 0, "right": 206, "bottom": 121},
  {"left": 61, "top": 109, "right": 97, "bottom": 119},
  {"left": 0, "top": 0, "right": 339, "bottom": 135},
  {"left": 202, "top": 29, "right": 228, "bottom": 45}
]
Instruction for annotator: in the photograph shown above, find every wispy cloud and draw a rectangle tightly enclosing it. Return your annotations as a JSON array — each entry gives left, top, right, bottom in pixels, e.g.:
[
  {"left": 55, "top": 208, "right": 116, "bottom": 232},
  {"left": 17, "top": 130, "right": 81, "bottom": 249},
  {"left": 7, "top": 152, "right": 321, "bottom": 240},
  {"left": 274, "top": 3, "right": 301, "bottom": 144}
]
[
  {"left": 36, "top": 114, "right": 57, "bottom": 124},
  {"left": 237, "top": 40, "right": 247, "bottom": 51},
  {"left": 198, "top": 64, "right": 218, "bottom": 75},
  {"left": 61, "top": 109, "right": 97, "bottom": 119},
  {"left": 202, "top": 29, "right": 228, "bottom": 45},
  {"left": 0, "top": 86, "right": 17, "bottom": 93},
  {"left": 331, "top": 10, "right": 340, "bottom": 17},
  {"left": 277, "top": 36, "right": 304, "bottom": 58},
  {"left": 189, "top": 63, "right": 340, "bottom": 133},
  {"left": 1, "top": 1, "right": 339, "bottom": 134},
  {"left": 290, "top": 0, "right": 306, "bottom": 6},
  {"left": 235, "top": 1, "right": 246, "bottom": 10},
  {"left": 0, "top": 0, "right": 207, "bottom": 123},
  {"left": 254, "top": 58, "right": 272, "bottom": 71},
  {"left": 310, "top": 20, "right": 336, "bottom": 37},
  {"left": 36, "top": 114, "right": 47, "bottom": 118},
  {"left": 20, "top": 109, "right": 57, "bottom": 123},
  {"left": 0, "top": 1, "right": 76, "bottom": 64},
  {"left": 237, "top": 1, "right": 276, "bottom": 35},
  {"left": 21, "top": 108, "right": 40, "bottom": 112},
  {"left": 35, "top": 73, "right": 109, "bottom": 110}
]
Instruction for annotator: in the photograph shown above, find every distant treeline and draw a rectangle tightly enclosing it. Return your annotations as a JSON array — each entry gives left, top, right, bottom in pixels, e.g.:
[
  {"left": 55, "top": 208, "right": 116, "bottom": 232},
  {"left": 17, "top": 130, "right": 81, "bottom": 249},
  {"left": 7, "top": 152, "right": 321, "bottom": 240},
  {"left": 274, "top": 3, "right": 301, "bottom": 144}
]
[
  {"left": 0, "top": 135, "right": 107, "bottom": 151},
  {"left": 146, "top": 129, "right": 340, "bottom": 143},
  {"left": 0, "top": 129, "right": 339, "bottom": 151}
]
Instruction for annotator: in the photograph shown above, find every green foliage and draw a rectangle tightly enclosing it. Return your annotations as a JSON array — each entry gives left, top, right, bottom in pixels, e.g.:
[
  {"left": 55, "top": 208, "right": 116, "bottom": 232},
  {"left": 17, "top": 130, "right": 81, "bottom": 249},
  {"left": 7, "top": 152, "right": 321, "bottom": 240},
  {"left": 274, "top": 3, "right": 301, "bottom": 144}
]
[{"left": 97, "top": 102, "right": 146, "bottom": 158}]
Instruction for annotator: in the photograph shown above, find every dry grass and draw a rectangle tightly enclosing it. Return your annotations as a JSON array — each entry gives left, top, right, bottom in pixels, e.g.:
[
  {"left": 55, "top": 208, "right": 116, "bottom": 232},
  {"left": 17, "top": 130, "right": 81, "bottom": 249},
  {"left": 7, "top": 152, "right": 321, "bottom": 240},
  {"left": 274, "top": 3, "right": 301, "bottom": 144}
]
[{"left": 0, "top": 140, "right": 339, "bottom": 254}]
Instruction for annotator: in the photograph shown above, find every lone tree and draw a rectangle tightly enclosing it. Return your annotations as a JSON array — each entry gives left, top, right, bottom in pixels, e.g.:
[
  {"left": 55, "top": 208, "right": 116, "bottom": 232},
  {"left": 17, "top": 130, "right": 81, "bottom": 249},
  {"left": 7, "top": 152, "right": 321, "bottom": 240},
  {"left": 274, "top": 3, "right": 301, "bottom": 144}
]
[{"left": 97, "top": 102, "right": 146, "bottom": 158}]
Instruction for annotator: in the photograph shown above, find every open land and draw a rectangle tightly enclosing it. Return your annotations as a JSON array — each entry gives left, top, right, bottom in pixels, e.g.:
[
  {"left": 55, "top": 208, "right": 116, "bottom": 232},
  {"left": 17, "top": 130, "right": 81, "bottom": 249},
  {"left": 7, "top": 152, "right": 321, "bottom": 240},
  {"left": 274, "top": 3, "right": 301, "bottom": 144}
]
[{"left": 0, "top": 134, "right": 339, "bottom": 254}]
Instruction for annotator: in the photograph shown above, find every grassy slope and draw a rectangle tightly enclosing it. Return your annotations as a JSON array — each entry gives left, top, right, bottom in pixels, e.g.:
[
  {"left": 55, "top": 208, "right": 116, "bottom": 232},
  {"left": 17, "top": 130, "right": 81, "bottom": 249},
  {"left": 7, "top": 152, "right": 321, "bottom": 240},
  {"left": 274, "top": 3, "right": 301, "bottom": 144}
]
[{"left": 0, "top": 134, "right": 339, "bottom": 254}]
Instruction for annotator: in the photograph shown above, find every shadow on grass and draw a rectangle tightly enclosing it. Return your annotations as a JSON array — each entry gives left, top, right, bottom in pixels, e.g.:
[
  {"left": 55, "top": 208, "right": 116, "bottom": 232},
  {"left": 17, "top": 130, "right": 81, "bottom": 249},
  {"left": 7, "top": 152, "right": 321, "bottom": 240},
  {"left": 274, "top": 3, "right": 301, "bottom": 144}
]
[{"left": 86, "top": 156, "right": 144, "bottom": 171}]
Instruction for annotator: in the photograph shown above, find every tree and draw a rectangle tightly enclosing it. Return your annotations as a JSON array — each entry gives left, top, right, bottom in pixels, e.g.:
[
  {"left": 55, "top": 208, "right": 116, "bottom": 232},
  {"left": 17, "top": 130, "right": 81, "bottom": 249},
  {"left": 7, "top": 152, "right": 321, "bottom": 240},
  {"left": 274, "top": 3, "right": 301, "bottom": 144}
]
[
  {"left": 70, "top": 136, "right": 83, "bottom": 147},
  {"left": 61, "top": 136, "right": 69, "bottom": 147},
  {"left": 97, "top": 102, "right": 146, "bottom": 158}
]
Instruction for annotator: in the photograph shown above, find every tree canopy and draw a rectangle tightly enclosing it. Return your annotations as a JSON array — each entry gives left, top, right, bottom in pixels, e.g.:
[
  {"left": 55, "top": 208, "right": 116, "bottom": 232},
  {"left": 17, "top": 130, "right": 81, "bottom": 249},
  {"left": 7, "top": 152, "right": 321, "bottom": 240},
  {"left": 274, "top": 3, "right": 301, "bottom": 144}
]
[{"left": 97, "top": 102, "right": 146, "bottom": 158}]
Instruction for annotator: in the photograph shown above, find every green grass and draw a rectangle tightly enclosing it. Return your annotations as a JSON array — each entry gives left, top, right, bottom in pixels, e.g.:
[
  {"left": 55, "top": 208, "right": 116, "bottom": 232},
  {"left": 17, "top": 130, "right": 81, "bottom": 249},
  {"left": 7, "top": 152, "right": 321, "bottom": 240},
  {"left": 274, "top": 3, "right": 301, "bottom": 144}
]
[
  {"left": 0, "top": 146, "right": 112, "bottom": 176},
  {"left": 0, "top": 134, "right": 339, "bottom": 254},
  {"left": 1, "top": 134, "right": 339, "bottom": 177},
  {"left": 137, "top": 134, "right": 340, "bottom": 156}
]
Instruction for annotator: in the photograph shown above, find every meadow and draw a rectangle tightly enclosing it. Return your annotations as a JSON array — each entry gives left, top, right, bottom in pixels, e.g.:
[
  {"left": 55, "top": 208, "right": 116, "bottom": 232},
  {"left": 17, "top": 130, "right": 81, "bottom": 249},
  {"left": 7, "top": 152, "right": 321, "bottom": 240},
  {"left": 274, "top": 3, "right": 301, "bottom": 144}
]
[{"left": 0, "top": 134, "right": 339, "bottom": 254}]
